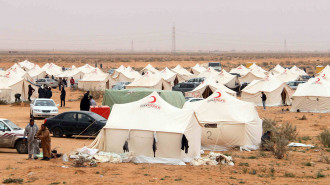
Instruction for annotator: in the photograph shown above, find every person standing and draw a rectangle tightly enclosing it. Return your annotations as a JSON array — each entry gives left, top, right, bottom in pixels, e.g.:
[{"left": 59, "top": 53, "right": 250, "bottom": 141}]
[
  {"left": 58, "top": 78, "right": 62, "bottom": 91},
  {"left": 38, "top": 85, "right": 45, "bottom": 98},
  {"left": 23, "top": 119, "right": 39, "bottom": 160},
  {"left": 28, "top": 85, "right": 35, "bottom": 102},
  {"left": 261, "top": 92, "right": 267, "bottom": 110},
  {"left": 80, "top": 93, "right": 90, "bottom": 111},
  {"left": 70, "top": 77, "right": 75, "bottom": 89},
  {"left": 45, "top": 87, "right": 52, "bottom": 99},
  {"left": 36, "top": 124, "right": 51, "bottom": 161},
  {"left": 60, "top": 87, "right": 66, "bottom": 107},
  {"left": 89, "top": 96, "right": 97, "bottom": 106}
]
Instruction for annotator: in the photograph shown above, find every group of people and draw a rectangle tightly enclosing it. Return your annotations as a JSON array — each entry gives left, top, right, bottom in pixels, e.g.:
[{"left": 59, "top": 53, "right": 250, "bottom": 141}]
[
  {"left": 24, "top": 119, "right": 51, "bottom": 161},
  {"left": 80, "top": 91, "right": 97, "bottom": 111}
]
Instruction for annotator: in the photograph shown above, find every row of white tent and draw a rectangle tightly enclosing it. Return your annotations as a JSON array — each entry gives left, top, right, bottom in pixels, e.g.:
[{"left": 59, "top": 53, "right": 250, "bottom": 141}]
[{"left": 90, "top": 90, "right": 262, "bottom": 164}]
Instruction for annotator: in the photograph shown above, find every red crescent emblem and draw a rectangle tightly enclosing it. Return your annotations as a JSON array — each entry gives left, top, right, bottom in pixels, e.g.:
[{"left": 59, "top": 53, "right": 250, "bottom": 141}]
[
  {"left": 149, "top": 96, "right": 156, "bottom": 103},
  {"left": 316, "top": 78, "right": 320, "bottom": 82},
  {"left": 322, "top": 74, "right": 325, "bottom": 77},
  {"left": 215, "top": 92, "right": 221, "bottom": 98}
]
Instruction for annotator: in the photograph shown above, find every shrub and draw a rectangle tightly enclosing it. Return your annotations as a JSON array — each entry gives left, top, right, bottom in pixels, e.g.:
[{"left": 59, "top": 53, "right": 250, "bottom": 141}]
[
  {"left": 90, "top": 90, "right": 104, "bottom": 100},
  {"left": 265, "top": 121, "right": 297, "bottom": 159},
  {"left": 319, "top": 129, "right": 330, "bottom": 148},
  {"left": 262, "top": 119, "right": 277, "bottom": 133},
  {"left": 299, "top": 115, "right": 307, "bottom": 120},
  {"left": 0, "top": 99, "right": 9, "bottom": 105},
  {"left": 3, "top": 178, "right": 23, "bottom": 184},
  {"left": 316, "top": 171, "right": 325, "bottom": 178}
]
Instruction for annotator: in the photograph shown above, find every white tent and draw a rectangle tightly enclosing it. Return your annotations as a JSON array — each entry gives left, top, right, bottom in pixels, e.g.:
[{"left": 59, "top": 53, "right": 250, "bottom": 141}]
[
  {"left": 7, "top": 63, "right": 26, "bottom": 75},
  {"left": 158, "top": 67, "right": 185, "bottom": 86},
  {"left": 89, "top": 92, "right": 201, "bottom": 164},
  {"left": 42, "top": 63, "right": 62, "bottom": 76},
  {"left": 18, "top": 60, "right": 35, "bottom": 71},
  {"left": 185, "top": 77, "right": 236, "bottom": 98},
  {"left": 270, "top": 64, "right": 285, "bottom": 75},
  {"left": 274, "top": 69, "right": 301, "bottom": 82},
  {"left": 171, "top": 65, "right": 193, "bottom": 80},
  {"left": 111, "top": 65, "right": 126, "bottom": 78},
  {"left": 140, "top": 64, "right": 159, "bottom": 75},
  {"left": 57, "top": 68, "right": 85, "bottom": 81},
  {"left": 126, "top": 73, "right": 172, "bottom": 90},
  {"left": 249, "top": 63, "right": 267, "bottom": 73},
  {"left": 27, "top": 65, "right": 47, "bottom": 79},
  {"left": 190, "top": 64, "right": 206, "bottom": 75},
  {"left": 291, "top": 77, "right": 330, "bottom": 113},
  {"left": 78, "top": 64, "right": 96, "bottom": 74},
  {"left": 197, "top": 67, "right": 219, "bottom": 78},
  {"left": 290, "top": 66, "right": 307, "bottom": 76},
  {"left": 112, "top": 67, "right": 141, "bottom": 82},
  {"left": 216, "top": 69, "right": 239, "bottom": 89},
  {"left": 239, "top": 70, "right": 265, "bottom": 84},
  {"left": 230, "top": 65, "right": 250, "bottom": 76},
  {"left": 6, "top": 64, "right": 34, "bottom": 82},
  {"left": 0, "top": 74, "right": 38, "bottom": 102},
  {"left": 316, "top": 65, "right": 330, "bottom": 81},
  {"left": 241, "top": 76, "right": 293, "bottom": 106},
  {"left": 183, "top": 90, "right": 262, "bottom": 151},
  {"left": 78, "top": 70, "right": 115, "bottom": 91}
]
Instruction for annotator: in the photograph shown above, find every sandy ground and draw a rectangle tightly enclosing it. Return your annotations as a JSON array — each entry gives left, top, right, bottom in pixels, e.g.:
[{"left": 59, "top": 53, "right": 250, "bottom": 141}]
[
  {"left": 0, "top": 54, "right": 329, "bottom": 184},
  {"left": 0, "top": 88, "right": 329, "bottom": 185}
]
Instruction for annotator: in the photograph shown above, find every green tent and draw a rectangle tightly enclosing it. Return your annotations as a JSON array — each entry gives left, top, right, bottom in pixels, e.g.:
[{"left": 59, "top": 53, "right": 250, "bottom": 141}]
[{"left": 102, "top": 88, "right": 186, "bottom": 109}]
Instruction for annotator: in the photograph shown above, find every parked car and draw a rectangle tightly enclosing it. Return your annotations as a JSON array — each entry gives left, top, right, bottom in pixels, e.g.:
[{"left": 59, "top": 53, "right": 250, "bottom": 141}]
[
  {"left": 208, "top": 62, "right": 221, "bottom": 71},
  {"left": 287, "top": 81, "right": 306, "bottom": 90},
  {"left": 187, "top": 77, "right": 205, "bottom": 83},
  {"left": 172, "top": 82, "right": 200, "bottom": 94},
  {"left": 35, "top": 78, "right": 58, "bottom": 88},
  {"left": 0, "top": 119, "right": 29, "bottom": 153},
  {"left": 30, "top": 99, "right": 59, "bottom": 118},
  {"left": 185, "top": 97, "right": 204, "bottom": 102},
  {"left": 44, "top": 111, "right": 107, "bottom": 137},
  {"left": 112, "top": 82, "right": 131, "bottom": 90},
  {"left": 300, "top": 75, "right": 312, "bottom": 81}
]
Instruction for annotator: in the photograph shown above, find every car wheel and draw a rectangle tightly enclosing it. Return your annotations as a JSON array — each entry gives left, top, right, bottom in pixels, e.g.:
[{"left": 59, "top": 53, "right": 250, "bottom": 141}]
[
  {"left": 15, "top": 140, "right": 28, "bottom": 154},
  {"left": 65, "top": 134, "right": 72, "bottom": 138},
  {"left": 52, "top": 127, "right": 63, "bottom": 137}
]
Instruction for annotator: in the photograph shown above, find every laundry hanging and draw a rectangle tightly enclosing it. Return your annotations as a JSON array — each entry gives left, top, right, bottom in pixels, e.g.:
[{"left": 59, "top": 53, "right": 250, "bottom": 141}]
[{"left": 181, "top": 134, "right": 189, "bottom": 154}]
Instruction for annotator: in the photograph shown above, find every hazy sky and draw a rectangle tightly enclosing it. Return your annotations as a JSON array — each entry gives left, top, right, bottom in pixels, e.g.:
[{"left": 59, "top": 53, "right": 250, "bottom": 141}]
[{"left": 0, "top": 0, "right": 329, "bottom": 51}]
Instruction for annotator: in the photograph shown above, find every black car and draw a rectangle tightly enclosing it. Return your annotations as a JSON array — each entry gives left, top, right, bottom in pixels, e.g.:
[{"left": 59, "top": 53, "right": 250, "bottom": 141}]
[
  {"left": 172, "top": 82, "right": 200, "bottom": 94},
  {"left": 44, "top": 111, "right": 107, "bottom": 137}
]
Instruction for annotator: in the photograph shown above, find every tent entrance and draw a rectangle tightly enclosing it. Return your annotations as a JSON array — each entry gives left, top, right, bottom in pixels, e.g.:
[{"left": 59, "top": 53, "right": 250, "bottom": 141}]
[
  {"left": 281, "top": 88, "right": 287, "bottom": 105},
  {"left": 161, "top": 83, "right": 165, "bottom": 90},
  {"left": 174, "top": 76, "right": 179, "bottom": 86},
  {"left": 106, "top": 81, "right": 110, "bottom": 89},
  {"left": 202, "top": 86, "right": 213, "bottom": 98}
]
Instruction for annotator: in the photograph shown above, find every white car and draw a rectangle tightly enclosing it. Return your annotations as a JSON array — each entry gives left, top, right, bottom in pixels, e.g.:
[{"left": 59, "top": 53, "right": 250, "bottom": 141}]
[
  {"left": 30, "top": 99, "right": 59, "bottom": 118},
  {"left": 0, "top": 119, "right": 28, "bottom": 153},
  {"left": 185, "top": 97, "right": 204, "bottom": 102}
]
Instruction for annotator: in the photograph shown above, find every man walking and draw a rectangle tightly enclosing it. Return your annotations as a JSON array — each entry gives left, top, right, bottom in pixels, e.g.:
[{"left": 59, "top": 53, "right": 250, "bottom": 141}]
[
  {"left": 70, "top": 77, "right": 75, "bottom": 89},
  {"left": 261, "top": 92, "right": 267, "bottom": 110},
  {"left": 60, "top": 87, "right": 66, "bottom": 107},
  {"left": 45, "top": 87, "right": 52, "bottom": 99},
  {"left": 28, "top": 85, "right": 35, "bottom": 102},
  {"left": 23, "top": 119, "right": 39, "bottom": 160},
  {"left": 36, "top": 124, "right": 51, "bottom": 161}
]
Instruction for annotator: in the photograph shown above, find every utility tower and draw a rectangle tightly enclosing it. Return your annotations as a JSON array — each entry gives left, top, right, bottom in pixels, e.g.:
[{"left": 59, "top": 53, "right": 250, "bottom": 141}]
[
  {"left": 131, "top": 40, "right": 134, "bottom": 53},
  {"left": 284, "top": 39, "right": 287, "bottom": 53},
  {"left": 172, "top": 24, "right": 176, "bottom": 54}
]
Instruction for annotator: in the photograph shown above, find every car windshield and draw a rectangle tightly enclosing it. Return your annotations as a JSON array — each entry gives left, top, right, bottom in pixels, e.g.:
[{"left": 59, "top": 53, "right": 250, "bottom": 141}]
[
  {"left": 35, "top": 100, "right": 55, "bottom": 107},
  {"left": 89, "top": 112, "right": 107, "bottom": 121},
  {"left": 3, "top": 120, "right": 21, "bottom": 130}
]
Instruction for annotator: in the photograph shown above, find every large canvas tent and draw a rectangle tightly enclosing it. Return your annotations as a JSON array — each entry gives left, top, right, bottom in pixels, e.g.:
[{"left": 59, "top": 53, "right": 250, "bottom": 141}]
[
  {"left": 183, "top": 90, "right": 262, "bottom": 151},
  {"left": 238, "top": 70, "right": 265, "bottom": 84},
  {"left": 190, "top": 64, "right": 206, "bottom": 75},
  {"left": 90, "top": 92, "right": 201, "bottom": 164},
  {"left": 230, "top": 65, "right": 250, "bottom": 76},
  {"left": 28, "top": 65, "right": 47, "bottom": 79},
  {"left": 241, "top": 76, "right": 292, "bottom": 106},
  {"left": 274, "top": 69, "right": 301, "bottom": 83},
  {"left": 291, "top": 77, "right": 330, "bottom": 113},
  {"left": 18, "top": 60, "right": 35, "bottom": 71},
  {"left": 102, "top": 88, "right": 186, "bottom": 109},
  {"left": 112, "top": 66, "right": 141, "bottom": 82},
  {"left": 78, "top": 70, "right": 115, "bottom": 91},
  {"left": 290, "top": 65, "right": 307, "bottom": 76},
  {"left": 126, "top": 74, "right": 172, "bottom": 90},
  {"left": 57, "top": 68, "right": 85, "bottom": 81},
  {"left": 140, "top": 64, "right": 159, "bottom": 75},
  {"left": 171, "top": 65, "right": 193, "bottom": 80},
  {"left": 185, "top": 77, "right": 236, "bottom": 98},
  {"left": 42, "top": 63, "right": 62, "bottom": 76},
  {"left": 270, "top": 64, "right": 285, "bottom": 75},
  {"left": 158, "top": 67, "right": 185, "bottom": 86},
  {"left": 216, "top": 69, "right": 240, "bottom": 89}
]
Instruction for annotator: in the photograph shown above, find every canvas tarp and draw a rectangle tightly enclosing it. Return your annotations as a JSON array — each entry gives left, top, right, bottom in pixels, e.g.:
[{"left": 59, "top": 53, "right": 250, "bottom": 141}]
[
  {"left": 183, "top": 90, "right": 262, "bottom": 151},
  {"left": 102, "top": 88, "right": 186, "bottom": 108},
  {"left": 90, "top": 92, "right": 201, "bottom": 164},
  {"left": 291, "top": 77, "right": 330, "bottom": 113}
]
